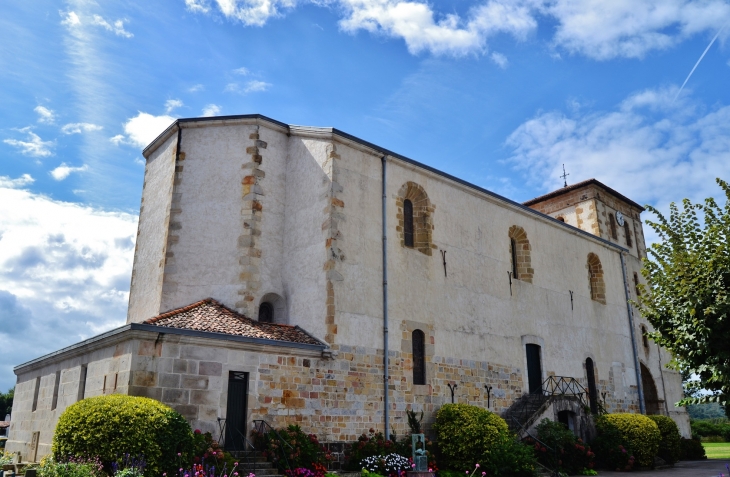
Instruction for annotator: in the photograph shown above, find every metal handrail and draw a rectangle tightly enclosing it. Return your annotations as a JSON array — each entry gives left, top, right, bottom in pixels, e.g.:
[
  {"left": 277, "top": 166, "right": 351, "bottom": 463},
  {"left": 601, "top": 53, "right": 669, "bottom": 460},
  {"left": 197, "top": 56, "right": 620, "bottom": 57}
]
[
  {"left": 543, "top": 376, "right": 589, "bottom": 407},
  {"left": 510, "top": 416, "right": 559, "bottom": 477},
  {"left": 252, "top": 419, "right": 293, "bottom": 474},
  {"left": 216, "top": 418, "right": 257, "bottom": 476}
]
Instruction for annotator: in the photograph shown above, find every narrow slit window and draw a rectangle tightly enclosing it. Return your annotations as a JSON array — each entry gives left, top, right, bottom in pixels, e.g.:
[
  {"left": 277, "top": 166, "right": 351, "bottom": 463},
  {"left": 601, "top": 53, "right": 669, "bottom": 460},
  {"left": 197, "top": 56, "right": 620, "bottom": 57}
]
[
  {"left": 51, "top": 371, "right": 61, "bottom": 411},
  {"left": 77, "top": 365, "right": 87, "bottom": 402},
  {"left": 412, "top": 329, "right": 426, "bottom": 385},
  {"left": 625, "top": 221, "right": 632, "bottom": 248},
  {"left": 404, "top": 199, "right": 414, "bottom": 248},
  {"left": 32, "top": 376, "right": 40, "bottom": 412},
  {"left": 510, "top": 238, "right": 518, "bottom": 279},
  {"left": 609, "top": 214, "right": 618, "bottom": 239},
  {"left": 642, "top": 325, "right": 650, "bottom": 349},
  {"left": 633, "top": 272, "right": 641, "bottom": 297}
]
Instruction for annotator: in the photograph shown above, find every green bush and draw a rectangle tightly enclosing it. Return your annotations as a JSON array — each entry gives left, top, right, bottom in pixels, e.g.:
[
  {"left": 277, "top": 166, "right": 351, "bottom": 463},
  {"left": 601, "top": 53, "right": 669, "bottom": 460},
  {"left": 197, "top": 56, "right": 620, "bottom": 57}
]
[
  {"left": 691, "top": 419, "right": 730, "bottom": 441},
  {"left": 532, "top": 419, "right": 595, "bottom": 475},
  {"left": 38, "top": 456, "right": 105, "bottom": 477},
  {"left": 52, "top": 395, "right": 194, "bottom": 477},
  {"left": 590, "top": 422, "right": 635, "bottom": 472},
  {"left": 678, "top": 437, "right": 706, "bottom": 460},
  {"left": 595, "top": 414, "right": 659, "bottom": 468},
  {"left": 647, "top": 416, "right": 681, "bottom": 465},
  {"left": 433, "top": 404, "right": 509, "bottom": 471},
  {"left": 433, "top": 403, "right": 535, "bottom": 475},
  {"left": 252, "top": 425, "right": 331, "bottom": 472}
]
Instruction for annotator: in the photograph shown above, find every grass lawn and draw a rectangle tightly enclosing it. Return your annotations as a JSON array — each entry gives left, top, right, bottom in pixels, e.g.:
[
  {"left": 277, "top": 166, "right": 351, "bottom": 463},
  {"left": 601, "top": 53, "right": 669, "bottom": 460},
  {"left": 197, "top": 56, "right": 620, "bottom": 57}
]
[{"left": 703, "top": 442, "right": 730, "bottom": 459}]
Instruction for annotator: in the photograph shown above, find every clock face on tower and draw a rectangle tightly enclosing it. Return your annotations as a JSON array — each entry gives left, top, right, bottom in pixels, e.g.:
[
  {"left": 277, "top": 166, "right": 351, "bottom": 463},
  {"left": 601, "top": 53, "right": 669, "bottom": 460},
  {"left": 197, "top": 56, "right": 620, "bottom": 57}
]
[{"left": 616, "top": 211, "right": 625, "bottom": 226}]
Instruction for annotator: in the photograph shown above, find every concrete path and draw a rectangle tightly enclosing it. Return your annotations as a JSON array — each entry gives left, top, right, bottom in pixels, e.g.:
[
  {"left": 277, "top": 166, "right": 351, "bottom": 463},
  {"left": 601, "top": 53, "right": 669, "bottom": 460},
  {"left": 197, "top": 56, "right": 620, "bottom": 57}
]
[{"left": 598, "top": 460, "right": 730, "bottom": 477}]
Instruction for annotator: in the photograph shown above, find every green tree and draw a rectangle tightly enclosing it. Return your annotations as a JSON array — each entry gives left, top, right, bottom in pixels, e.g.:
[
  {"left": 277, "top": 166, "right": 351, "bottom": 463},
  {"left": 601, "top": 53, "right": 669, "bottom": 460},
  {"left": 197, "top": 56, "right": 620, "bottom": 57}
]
[
  {"left": 0, "top": 387, "right": 13, "bottom": 418},
  {"left": 639, "top": 178, "right": 730, "bottom": 415}
]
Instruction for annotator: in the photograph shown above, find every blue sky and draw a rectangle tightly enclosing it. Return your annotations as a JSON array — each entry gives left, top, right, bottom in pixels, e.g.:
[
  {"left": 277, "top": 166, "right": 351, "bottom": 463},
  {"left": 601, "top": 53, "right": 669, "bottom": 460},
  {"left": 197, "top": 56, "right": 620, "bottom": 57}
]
[{"left": 2, "top": 0, "right": 730, "bottom": 393}]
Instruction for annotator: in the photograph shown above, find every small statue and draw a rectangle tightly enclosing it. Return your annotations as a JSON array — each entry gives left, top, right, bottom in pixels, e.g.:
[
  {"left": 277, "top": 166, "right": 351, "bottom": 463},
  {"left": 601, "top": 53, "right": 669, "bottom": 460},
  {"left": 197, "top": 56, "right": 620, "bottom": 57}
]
[{"left": 411, "top": 434, "right": 428, "bottom": 472}]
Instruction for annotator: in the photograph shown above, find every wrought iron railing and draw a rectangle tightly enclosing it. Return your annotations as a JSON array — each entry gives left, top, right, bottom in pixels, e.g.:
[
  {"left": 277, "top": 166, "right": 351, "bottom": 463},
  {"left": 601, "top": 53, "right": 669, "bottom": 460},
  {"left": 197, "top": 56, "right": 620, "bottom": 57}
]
[
  {"left": 509, "top": 416, "right": 559, "bottom": 477},
  {"left": 543, "top": 376, "right": 589, "bottom": 407},
  {"left": 216, "top": 418, "right": 258, "bottom": 475},
  {"left": 252, "top": 419, "right": 293, "bottom": 474}
]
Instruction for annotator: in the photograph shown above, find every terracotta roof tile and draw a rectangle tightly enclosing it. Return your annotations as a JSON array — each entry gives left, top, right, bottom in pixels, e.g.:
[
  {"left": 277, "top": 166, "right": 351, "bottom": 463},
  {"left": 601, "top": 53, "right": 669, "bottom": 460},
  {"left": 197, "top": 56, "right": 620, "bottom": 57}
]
[
  {"left": 143, "top": 298, "right": 324, "bottom": 346},
  {"left": 522, "top": 178, "right": 644, "bottom": 211}
]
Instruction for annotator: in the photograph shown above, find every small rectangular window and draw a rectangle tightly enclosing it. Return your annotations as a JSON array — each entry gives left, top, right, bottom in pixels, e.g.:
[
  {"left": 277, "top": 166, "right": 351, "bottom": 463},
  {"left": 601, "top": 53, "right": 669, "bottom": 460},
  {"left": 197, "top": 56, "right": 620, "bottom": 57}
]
[
  {"left": 510, "top": 238, "right": 518, "bottom": 279},
  {"left": 51, "top": 371, "right": 61, "bottom": 411},
  {"left": 31, "top": 376, "right": 41, "bottom": 412},
  {"left": 77, "top": 365, "right": 87, "bottom": 402}
]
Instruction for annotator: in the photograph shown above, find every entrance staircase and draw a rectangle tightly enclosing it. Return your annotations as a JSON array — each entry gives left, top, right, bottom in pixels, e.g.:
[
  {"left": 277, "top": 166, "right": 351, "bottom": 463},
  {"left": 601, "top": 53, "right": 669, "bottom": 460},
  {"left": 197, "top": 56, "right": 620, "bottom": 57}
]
[{"left": 228, "top": 451, "right": 284, "bottom": 477}]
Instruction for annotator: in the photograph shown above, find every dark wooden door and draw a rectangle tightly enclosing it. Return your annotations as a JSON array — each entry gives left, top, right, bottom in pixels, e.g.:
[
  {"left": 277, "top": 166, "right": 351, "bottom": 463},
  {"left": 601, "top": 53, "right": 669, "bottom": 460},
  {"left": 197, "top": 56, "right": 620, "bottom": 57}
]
[
  {"left": 526, "top": 344, "right": 542, "bottom": 394},
  {"left": 225, "top": 371, "right": 249, "bottom": 451},
  {"left": 586, "top": 358, "right": 598, "bottom": 414}
]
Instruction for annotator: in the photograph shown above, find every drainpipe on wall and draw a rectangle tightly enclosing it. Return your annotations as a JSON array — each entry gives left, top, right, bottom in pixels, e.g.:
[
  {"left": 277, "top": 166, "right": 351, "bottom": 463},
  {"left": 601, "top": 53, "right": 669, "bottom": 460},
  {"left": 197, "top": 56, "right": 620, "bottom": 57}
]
[
  {"left": 381, "top": 155, "right": 390, "bottom": 438},
  {"left": 175, "top": 124, "right": 182, "bottom": 161},
  {"left": 619, "top": 252, "right": 646, "bottom": 414}
]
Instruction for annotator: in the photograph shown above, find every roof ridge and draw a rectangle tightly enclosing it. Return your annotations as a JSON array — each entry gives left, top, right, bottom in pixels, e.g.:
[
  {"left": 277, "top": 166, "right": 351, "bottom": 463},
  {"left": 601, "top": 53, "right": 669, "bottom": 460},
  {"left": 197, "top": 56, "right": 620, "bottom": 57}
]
[{"left": 144, "top": 298, "right": 215, "bottom": 324}]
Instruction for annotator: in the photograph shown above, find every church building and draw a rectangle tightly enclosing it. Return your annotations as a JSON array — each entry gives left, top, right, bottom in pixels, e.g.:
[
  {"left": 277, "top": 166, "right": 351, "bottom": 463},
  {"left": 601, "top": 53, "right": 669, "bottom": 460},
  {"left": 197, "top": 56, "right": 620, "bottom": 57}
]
[{"left": 7, "top": 114, "right": 689, "bottom": 462}]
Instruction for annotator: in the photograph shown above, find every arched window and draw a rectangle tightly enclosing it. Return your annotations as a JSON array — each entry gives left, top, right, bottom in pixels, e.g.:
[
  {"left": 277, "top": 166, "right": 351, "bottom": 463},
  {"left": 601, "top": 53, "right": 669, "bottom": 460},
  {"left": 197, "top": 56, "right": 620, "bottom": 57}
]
[
  {"left": 412, "top": 329, "right": 426, "bottom": 385},
  {"left": 633, "top": 272, "right": 641, "bottom": 297},
  {"left": 556, "top": 216, "right": 565, "bottom": 222},
  {"left": 585, "top": 358, "right": 598, "bottom": 414},
  {"left": 508, "top": 226, "right": 533, "bottom": 283},
  {"left": 624, "top": 221, "right": 632, "bottom": 248},
  {"left": 510, "top": 238, "right": 518, "bottom": 279},
  {"left": 587, "top": 253, "right": 606, "bottom": 304},
  {"left": 258, "top": 302, "right": 274, "bottom": 323},
  {"left": 609, "top": 214, "right": 618, "bottom": 240},
  {"left": 404, "top": 199, "right": 414, "bottom": 248},
  {"left": 397, "top": 182, "right": 435, "bottom": 255}
]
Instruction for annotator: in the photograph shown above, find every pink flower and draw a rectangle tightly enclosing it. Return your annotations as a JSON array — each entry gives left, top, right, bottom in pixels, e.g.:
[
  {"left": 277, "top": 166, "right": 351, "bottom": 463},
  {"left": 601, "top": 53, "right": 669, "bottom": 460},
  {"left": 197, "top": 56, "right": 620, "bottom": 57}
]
[
  {"left": 178, "top": 453, "right": 182, "bottom": 456},
  {"left": 482, "top": 473, "right": 486, "bottom": 476},
  {"left": 475, "top": 465, "right": 479, "bottom": 469},
  {"left": 412, "top": 465, "right": 416, "bottom": 469}
]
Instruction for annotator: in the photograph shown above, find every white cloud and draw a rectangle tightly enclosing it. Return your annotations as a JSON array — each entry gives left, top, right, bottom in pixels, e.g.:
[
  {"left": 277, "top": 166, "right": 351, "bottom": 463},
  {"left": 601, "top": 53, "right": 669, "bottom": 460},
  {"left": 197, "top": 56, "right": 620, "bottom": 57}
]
[
  {"left": 490, "top": 51, "right": 508, "bottom": 68},
  {"left": 3, "top": 129, "right": 54, "bottom": 157},
  {"left": 165, "top": 99, "right": 184, "bottom": 114},
  {"left": 34, "top": 106, "right": 56, "bottom": 124},
  {"left": 60, "top": 10, "right": 81, "bottom": 27},
  {"left": 50, "top": 163, "right": 90, "bottom": 181},
  {"left": 121, "top": 112, "right": 176, "bottom": 148},
  {"left": 109, "top": 134, "right": 126, "bottom": 145},
  {"left": 187, "top": 0, "right": 730, "bottom": 59},
  {"left": 506, "top": 86, "right": 730, "bottom": 213},
  {"left": 233, "top": 67, "right": 250, "bottom": 75},
  {"left": 91, "top": 14, "right": 134, "bottom": 38},
  {"left": 0, "top": 185, "right": 137, "bottom": 390},
  {"left": 0, "top": 174, "right": 34, "bottom": 189},
  {"left": 188, "top": 84, "right": 205, "bottom": 92},
  {"left": 244, "top": 80, "right": 271, "bottom": 92},
  {"left": 185, "top": 0, "right": 211, "bottom": 13},
  {"left": 546, "top": 0, "right": 730, "bottom": 60},
  {"left": 202, "top": 104, "right": 222, "bottom": 117},
  {"left": 61, "top": 122, "right": 103, "bottom": 134}
]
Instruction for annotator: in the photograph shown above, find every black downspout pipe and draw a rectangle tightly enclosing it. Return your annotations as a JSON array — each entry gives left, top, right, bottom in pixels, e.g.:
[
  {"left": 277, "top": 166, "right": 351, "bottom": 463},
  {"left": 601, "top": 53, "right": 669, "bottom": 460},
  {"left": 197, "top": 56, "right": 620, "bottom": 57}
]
[{"left": 381, "top": 155, "right": 390, "bottom": 438}]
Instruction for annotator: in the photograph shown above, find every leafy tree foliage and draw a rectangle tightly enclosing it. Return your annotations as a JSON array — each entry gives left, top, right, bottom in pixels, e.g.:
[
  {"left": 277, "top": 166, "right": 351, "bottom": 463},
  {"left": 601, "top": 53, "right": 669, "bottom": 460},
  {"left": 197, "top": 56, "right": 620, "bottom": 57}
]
[
  {"left": 639, "top": 178, "right": 730, "bottom": 414},
  {"left": 0, "top": 387, "right": 13, "bottom": 418}
]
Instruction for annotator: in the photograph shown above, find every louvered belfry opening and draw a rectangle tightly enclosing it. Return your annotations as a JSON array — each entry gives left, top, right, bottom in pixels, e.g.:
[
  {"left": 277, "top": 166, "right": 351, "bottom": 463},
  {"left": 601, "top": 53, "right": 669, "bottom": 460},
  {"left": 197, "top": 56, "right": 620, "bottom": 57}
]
[{"left": 412, "top": 329, "right": 426, "bottom": 385}]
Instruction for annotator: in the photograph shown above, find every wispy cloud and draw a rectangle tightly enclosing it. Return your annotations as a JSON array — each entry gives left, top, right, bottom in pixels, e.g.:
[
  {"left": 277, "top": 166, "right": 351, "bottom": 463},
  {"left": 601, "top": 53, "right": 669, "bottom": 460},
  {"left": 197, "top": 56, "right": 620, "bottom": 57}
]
[
  {"left": 188, "top": 84, "right": 205, "bottom": 92},
  {"left": 109, "top": 134, "right": 126, "bottom": 146},
  {"left": 90, "top": 14, "right": 134, "bottom": 38},
  {"left": 0, "top": 174, "right": 34, "bottom": 189},
  {"left": 202, "top": 104, "right": 221, "bottom": 117},
  {"left": 34, "top": 106, "right": 56, "bottom": 124},
  {"left": 61, "top": 122, "right": 103, "bottom": 134},
  {"left": 233, "top": 67, "right": 250, "bottom": 75},
  {"left": 50, "top": 163, "right": 89, "bottom": 181},
  {"left": 244, "top": 80, "right": 271, "bottom": 92},
  {"left": 506, "top": 86, "right": 730, "bottom": 212},
  {"left": 60, "top": 10, "right": 81, "bottom": 27},
  {"left": 164, "top": 99, "right": 184, "bottom": 114},
  {"left": 4, "top": 129, "right": 54, "bottom": 157},
  {"left": 490, "top": 51, "right": 508, "bottom": 68},
  {"left": 187, "top": 0, "right": 730, "bottom": 59}
]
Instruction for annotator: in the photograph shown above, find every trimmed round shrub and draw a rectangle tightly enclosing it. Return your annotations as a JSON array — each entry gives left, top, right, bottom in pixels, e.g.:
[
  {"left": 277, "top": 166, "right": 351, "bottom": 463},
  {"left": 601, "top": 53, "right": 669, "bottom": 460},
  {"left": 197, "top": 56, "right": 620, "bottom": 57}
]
[
  {"left": 433, "top": 403, "right": 510, "bottom": 471},
  {"left": 648, "top": 415, "right": 681, "bottom": 464},
  {"left": 595, "top": 414, "right": 660, "bottom": 468},
  {"left": 52, "top": 394, "right": 194, "bottom": 477},
  {"left": 679, "top": 437, "right": 706, "bottom": 460}
]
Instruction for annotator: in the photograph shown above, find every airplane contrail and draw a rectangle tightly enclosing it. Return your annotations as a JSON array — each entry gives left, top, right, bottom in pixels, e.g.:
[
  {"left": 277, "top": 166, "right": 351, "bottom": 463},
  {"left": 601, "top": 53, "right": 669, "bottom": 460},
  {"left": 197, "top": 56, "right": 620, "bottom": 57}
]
[{"left": 674, "top": 23, "right": 728, "bottom": 103}]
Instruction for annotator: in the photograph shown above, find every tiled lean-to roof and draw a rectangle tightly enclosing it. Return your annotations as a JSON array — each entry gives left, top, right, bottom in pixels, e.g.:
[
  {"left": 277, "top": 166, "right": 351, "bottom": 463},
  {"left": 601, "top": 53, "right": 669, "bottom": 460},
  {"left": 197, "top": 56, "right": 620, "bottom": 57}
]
[{"left": 143, "top": 298, "right": 324, "bottom": 346}]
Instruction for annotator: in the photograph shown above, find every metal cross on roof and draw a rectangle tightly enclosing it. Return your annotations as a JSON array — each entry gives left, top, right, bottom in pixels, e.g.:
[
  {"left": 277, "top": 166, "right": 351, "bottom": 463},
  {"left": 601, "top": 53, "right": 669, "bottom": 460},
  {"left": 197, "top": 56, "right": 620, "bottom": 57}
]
[{"left": 560, "top": 164, "right": 570, "bottom": 188}]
